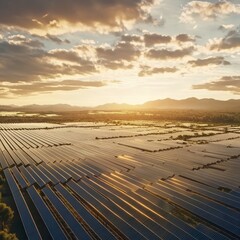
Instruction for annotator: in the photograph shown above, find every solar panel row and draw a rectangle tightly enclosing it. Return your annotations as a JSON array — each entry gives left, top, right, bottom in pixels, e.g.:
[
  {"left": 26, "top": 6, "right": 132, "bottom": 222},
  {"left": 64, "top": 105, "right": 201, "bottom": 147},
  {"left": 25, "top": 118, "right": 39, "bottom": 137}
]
[{"left": 0, "top": 123, "right": 239, "bottom": 239}]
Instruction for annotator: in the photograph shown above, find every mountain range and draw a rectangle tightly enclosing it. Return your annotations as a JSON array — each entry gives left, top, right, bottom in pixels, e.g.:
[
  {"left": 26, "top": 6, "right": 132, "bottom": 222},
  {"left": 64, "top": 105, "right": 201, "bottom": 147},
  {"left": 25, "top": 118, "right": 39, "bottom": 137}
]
[{"left": 1, "top": 98, "right": 240, "bottom": 112}]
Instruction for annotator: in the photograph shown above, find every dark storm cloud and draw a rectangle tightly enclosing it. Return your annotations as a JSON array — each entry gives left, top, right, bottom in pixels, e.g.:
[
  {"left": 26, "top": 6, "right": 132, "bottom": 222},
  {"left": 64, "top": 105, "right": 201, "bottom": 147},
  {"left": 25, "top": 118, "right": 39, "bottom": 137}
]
[
  {"left": 193, "top": 76, "right": 240, "bottom": 94},
  {"left": 0, "top": 0, "right": 154, "bottom": 30},
  {"left": 188, "top": 56, "right": 230, "bottom": 67},
  {"left": 144, "top": 33, "right": 172, "bottom": 47},
  {"left": 0, "top": 80, "right": 106, "bottom": 97},
  {"left": 139, "top": 66, "right": 178, "bottom": 76},
  {"left": 146, "top": 47, "right": 194, "bottom": 60}
]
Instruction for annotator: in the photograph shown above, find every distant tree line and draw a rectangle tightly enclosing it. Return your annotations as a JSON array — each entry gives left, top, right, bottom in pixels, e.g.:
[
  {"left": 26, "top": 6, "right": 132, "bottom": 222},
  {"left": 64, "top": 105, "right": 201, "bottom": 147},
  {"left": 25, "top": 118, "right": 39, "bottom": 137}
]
[{"left": 0, "top": 110, "right": 240, "bottom": 124}]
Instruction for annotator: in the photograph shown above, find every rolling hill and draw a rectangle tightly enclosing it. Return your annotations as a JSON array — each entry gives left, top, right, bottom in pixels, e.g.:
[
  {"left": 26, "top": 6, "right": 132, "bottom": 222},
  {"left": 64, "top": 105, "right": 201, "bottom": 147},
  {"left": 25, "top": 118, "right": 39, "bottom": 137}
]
[{"left": 1, "top": 98, "right": 240, "bottom": 112}]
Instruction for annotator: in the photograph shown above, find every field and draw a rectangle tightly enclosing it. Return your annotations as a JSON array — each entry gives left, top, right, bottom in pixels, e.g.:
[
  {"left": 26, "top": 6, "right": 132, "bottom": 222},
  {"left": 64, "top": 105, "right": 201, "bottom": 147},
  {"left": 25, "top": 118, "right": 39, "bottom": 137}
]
[
  {"left": 1, "top": 110, "right": 240, "bottom": 124},
  {"left": 0, "top": 121, "right": 240, "bottom": 240}
]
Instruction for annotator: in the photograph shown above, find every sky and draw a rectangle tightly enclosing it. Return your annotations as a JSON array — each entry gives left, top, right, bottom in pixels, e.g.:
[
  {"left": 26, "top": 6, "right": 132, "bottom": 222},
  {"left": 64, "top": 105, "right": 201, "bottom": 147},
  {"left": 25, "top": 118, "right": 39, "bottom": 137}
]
[{"left": 0, "top": 0, "right": 239, "bottom": 106}]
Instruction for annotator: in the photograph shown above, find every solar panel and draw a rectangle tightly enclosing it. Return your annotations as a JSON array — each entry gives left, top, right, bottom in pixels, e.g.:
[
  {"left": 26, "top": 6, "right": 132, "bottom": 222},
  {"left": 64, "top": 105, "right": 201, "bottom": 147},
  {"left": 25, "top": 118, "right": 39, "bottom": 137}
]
[
  {"left": 27, "top": 185, "right": 67, "bottom": 240},
  {"left": 4, "top": 169, "right": 41, "bottom": 240},
  {"left": 55, "top": 183, "right": 116, "bottom": 240},
  {"left": 42, "top": 185, "right": 91, "bottom": 240}
]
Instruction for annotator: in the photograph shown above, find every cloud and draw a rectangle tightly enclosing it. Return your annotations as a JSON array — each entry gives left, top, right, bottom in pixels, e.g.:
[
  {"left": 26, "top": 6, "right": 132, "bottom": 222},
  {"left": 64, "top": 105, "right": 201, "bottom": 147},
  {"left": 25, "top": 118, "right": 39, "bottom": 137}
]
[
  {"left": 144, "top": 33, "right": 172, "bottom": 47},
  {"left": 139, "top": 66, "right": 178, "bottom": 76},
  {"left": 48, "top": 49, "right": 93, "bottom": 65},
  {"left": 193, "top": 76, "right": 240, "bottom": 94},
  {"left": 99, "top": 60, "right": 133, "bottom": 70},
  {"left": 96, "top": 41, "right": 141, "bottom": 62},
  {"left": 218, "top": 24, "right": 235, "bottom": 31},
  {"left": 208, "top": 29, "right": 240, "bottom": 51},
  {"left": 176, "top": 34, "right": 195, "bottom": 42},
  {"left": 121, "top": 34, "right": 142, "bottom": 43},
  {"left": 188, "top": 56, "right": 230, "bottom": 67},
  {"left": 0, "top": 80, "right": 106, "bottom": 97},
  {"left": 0, "top": 40, "right": 54, "bottom": 82},
  {"left": 7, "top": 34, "right": 44, "bottom": 48},
  {"left": 121, "top": 33, "right": 195, "bottom": 47},
  {"left": 0, "top": 0, "right": 154, "bottom": 32},
  {"left": 142, "top": 15, "right": 165, "bottom": 26},
  {"left": 146, "top": 46, "right": 194, "bottom": 60},
  {"left": 96, "top": 41, "right": 140, "bottom": 69},
  {"left": 45, "top": 34, "right": 70, "bottom": 44},
  {"left": 180, "top": 1, "right": 240, "bottom": 24},
  {"left": 0, "top": 40, "right": 97, "bottom": 83}
]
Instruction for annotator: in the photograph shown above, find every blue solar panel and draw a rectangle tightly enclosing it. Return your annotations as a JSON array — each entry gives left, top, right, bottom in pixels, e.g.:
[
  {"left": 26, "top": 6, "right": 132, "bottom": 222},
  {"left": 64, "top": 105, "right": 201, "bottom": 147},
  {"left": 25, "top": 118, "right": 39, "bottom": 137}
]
[
  {"left": 27, "top": 185, "right": 67, "bottom": 240},
  {"left": 67, "top": 180, "right": 145, "bottom": 240},
  {"left": 11, "top": 166, "right": 28, "bottom": 189},
  {"left": 42, "top": 185, "right": 91, "bottom": 240},
  {"left": 4, "top": 169, "right": 41, "bottom": 240},
  {"left": 55, "top": 183, "right": 116, "bottom": 240}
]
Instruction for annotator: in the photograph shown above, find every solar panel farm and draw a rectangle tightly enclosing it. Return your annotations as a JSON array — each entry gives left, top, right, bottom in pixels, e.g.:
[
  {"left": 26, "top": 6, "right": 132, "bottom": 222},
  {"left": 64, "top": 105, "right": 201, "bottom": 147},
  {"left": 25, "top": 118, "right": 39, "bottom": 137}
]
[{"left": 0, "top": 121, "right": 240, "bottom": 240}]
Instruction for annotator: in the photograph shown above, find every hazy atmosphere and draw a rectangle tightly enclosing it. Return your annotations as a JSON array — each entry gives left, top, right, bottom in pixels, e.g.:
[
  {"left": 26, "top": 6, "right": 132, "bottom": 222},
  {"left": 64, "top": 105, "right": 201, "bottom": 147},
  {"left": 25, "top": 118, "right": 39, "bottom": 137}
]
[{"left": 0, "top": 0, "right": 239, "bottom": 106}]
